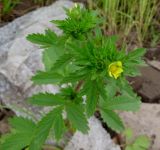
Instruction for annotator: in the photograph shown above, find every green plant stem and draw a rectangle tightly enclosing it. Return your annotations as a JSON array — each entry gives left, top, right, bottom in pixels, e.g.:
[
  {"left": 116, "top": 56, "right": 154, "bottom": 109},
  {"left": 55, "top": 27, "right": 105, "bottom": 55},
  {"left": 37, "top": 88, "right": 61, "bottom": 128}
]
[{"left": 75, "top": 80, "right": 84, "bottom": 92}]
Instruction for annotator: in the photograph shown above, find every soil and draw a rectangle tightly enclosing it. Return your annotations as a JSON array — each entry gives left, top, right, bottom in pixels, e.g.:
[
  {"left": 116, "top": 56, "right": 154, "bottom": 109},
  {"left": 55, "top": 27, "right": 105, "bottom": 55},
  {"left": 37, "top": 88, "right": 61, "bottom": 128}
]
[
  {"left": 0, "top": 107, "right": 14, "bottom": 136},
  {"left": 0, "top": 0, "right": 56, "bottom": 26}
]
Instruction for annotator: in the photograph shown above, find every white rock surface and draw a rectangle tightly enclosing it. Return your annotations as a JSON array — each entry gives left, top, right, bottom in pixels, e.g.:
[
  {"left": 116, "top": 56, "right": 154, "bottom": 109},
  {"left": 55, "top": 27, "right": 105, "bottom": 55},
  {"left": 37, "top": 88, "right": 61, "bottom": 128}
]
[
  {"left": 65, "top": 117, "right": 121, "bottom": 150},
  {"left": 0, "top": 1, "right": 121, "bottom": 150},
  {"left": 0, "top": 0, "right": 74, "bottom": 118},
  {"left": 119, "top": 103, "right": 160, "bottom": 150}
]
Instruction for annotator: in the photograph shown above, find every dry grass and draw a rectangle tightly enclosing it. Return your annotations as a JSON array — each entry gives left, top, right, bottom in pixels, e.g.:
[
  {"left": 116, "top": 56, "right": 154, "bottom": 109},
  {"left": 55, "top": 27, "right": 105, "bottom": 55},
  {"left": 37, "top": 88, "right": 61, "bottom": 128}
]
[{"left": 88, "top": 0, "right": 160, "bottom": 47}]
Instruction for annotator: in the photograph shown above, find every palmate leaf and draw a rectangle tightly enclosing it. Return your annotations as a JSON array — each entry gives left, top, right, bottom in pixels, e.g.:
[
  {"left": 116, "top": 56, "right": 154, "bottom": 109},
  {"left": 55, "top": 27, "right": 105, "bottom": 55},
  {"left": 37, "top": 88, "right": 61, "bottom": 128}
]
[
  {"left": 53, "top": 113, "right": 66, "bottom": 140},
  {"left": 102, "top": 36, "right": 118, "bottom": 60},
  {"left": 9, "top": 117, "right": 36, "bottom": 132},
  {"left": 52, "top": 5, "right": 99, "bottom": 39},
  {"left": 0, "top": 117, "right": 36, "bottom": 150},
  {"left": 43, "top": 45, "right": 65, "bottom": 71},
  {"left": 100, "top": 109, "right": 124, "bottom": 132},
  {"left": 97, "top": 81, "right": 108, "bottom": 101},
  {"left": 103, "top": 94, "right": 141, "bottom": 112},
  {"left": 105, "top": 79, "right": 118, "bottom": 99},
  {"left": 29, "top": 107, "right": 63, "bottom": 150},
  {"left": 28, "top": 93, "right": 65, "bottom": 106},
  {"left": 27, "top": 29, "right": 65, "bottom": 71},
  {"left": 85, "top": 80, "right": 98, "bottom": 117},
  {"left": 66, "top": 103, "right": 89, "bottom": 133},
  {"left": 0, "top": 132, "right": 32, "bottom": 150},
  {"left": 127, "top": 48, "right": 146, "bottom": 60},
  {"left": 26, "top": 29, "right": 58, "bottom": 49},
  {"left": 62, "top": 69, "right": 87, "bottom": 83},
  {"left": 32, "top": 71, "right": 63, "bottom": 84},
  {"left": 123, "top": 65, "right": 142, "bottom": 77},
  {"left": 123, "top": 48, "right": 146, "bottom": 77},
  {"left": 51, "top": 53, "right": 72, "bottom": 71},
  {"left": 118, "top": 78, "right": 142, "bottom": 104}
]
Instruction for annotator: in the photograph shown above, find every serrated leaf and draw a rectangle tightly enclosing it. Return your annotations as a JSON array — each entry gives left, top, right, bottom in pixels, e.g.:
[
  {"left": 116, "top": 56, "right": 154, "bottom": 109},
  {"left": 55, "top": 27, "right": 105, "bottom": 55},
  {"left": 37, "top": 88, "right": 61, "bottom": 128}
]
[
  {"left": 100, "top": 109, "right": 124, "bottom": 132},
  {"left": 66, "top": 103, "right": 89, "bottom": 133},
  {"left": 51, "top": 6, "right": 99, "bottom": 39},
  {"left": 0, "top": 133, "right": 33, "bottom": 150},
  {"left": 127, "top": 48, "right": 146, "bottom": 59},
  {"left": 118, "top": 78, "right": 137, "bottom": 97},
  {"left": 9, "top": 117, "right": 36, "bottom": 133},
  {"left": 29, "top": 107, "right": 62, "bottom": 150},
  {"left": 43, "top": 45, "right": 65, "bottom": 71},
  {"left": 85, "top": 80, "right": 98, "bottom": 117},
  {"left": 42, "top": 47, "right": 58, "bottom": 71},
  {"left": 51, "top": 53, "right": 72, "bottom": 71},
  {"left": 124, "top": 65, "right": 141, "bottom": 77},
  {"left": 103, "top": 36, "right": 117, "bottom": 59},
  {"left": 32, "top": 71, "right": 63, "bottom": 84},
  {"left": 27, "top": 29, "right": 65, "bottom": 71},
  {"left": 53, "top": 113, "right": 66, "bottom": 140},
  {"left": 104, "top": 94, "right": 141, "bottom": 112},
  {"left": 105, "top": 80, "right": 117, "bottom": 99},
  {"left": 28, "top": 93, "right": 65, "bottom": 106},
  {"left": 27, "top": 29, "right": 58, "bottom": 49},
  {"left": 96, "top": 81, "right": 108, "bottom": 101},
  {"left": 62, "top": 72, "right": 86, "bottom": 83}
]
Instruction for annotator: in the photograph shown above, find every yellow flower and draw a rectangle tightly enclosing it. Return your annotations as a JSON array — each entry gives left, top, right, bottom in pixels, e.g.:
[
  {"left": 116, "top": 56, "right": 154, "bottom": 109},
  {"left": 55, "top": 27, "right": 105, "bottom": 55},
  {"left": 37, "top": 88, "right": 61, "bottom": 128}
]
[{"left": 108, "top": 61, "right": 123, "bottom": 79}]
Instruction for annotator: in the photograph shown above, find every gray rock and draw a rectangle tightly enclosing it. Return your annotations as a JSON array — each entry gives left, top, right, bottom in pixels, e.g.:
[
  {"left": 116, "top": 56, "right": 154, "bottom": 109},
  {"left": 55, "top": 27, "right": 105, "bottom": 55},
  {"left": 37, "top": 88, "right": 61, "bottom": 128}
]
[
  {"left": 65, "top": 117, "right": 121, "bottom": 150},
  {"left": 0, "top": 0, "right": 72, "bottom": 47},
  {"left": 119, "top": 103, "right": 160, "bottom": 150},
  {"left": 0, "top": 0, "right": 73, "bottom": 117},
  {"left": 128, "top": 66, "right": 160, "bottom": 103}
]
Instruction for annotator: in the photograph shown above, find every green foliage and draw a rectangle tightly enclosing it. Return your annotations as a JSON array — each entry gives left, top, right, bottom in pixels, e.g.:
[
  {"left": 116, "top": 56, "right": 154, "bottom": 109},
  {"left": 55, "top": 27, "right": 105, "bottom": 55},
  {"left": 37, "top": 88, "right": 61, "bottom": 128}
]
[
  {"left": 66, "top": 103, "right": 89, "bottom": 133},
  {"left": 27, "top": 29, "right": 58, "bottom": 49},
  {"left": 52, "top": 4, "right": 100, "bottom": 39},
  {"left": 31, "top": 71, "right": 63, "bottom": 84},
  {"left": 0, "top": 117, "right": 36, "bottom": 150},
  {"left": 124, "top": 128, "right": 150, "bottom": 150},
  {"left": 1, "top": 4, "right": 147, "bottom": 149},
  {"left": 29, "top": 107, "right": 64, "bottom": 150},
  {"left": 28, "top": 93, "right": 65, "bottom": 106},
  {"left": 85, "top": 80, "right": 99, "bottom": 117},
  {"left": 0, "top": 0, "right": 21, "bottom": 15},
  {"left": 88, "top": 0, "right": 159, "bottom": 47},
  {"left": 100, "top": 109, "right": 124, "bottom": 132},
  {"left": 102, "top": 93, "right": 141, "bottom": 112},
  {"left": 27, "top": 29, "right": 65, "bottom": 71}
]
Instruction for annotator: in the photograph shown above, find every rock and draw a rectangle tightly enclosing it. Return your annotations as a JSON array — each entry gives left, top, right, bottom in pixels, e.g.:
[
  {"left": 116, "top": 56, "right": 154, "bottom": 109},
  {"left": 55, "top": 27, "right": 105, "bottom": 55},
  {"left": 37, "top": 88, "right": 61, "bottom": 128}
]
[
  {"left": 65, "top": 117, "right": 121, "bottom": 150},
  {"left": 145, "top": 47, "right": 160, "bottom": 61},
  {"left": 0, "top": 0, "right": 74, "bottom": 118},
  {"left": 129, "top": 66, "right": 160, "bottom": 103},
  {"left": 119, "top": 103, "right": 160, "bottom": 150},
  {"left": 147, "top": 60, "right": 160, "bottom": 71}
]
